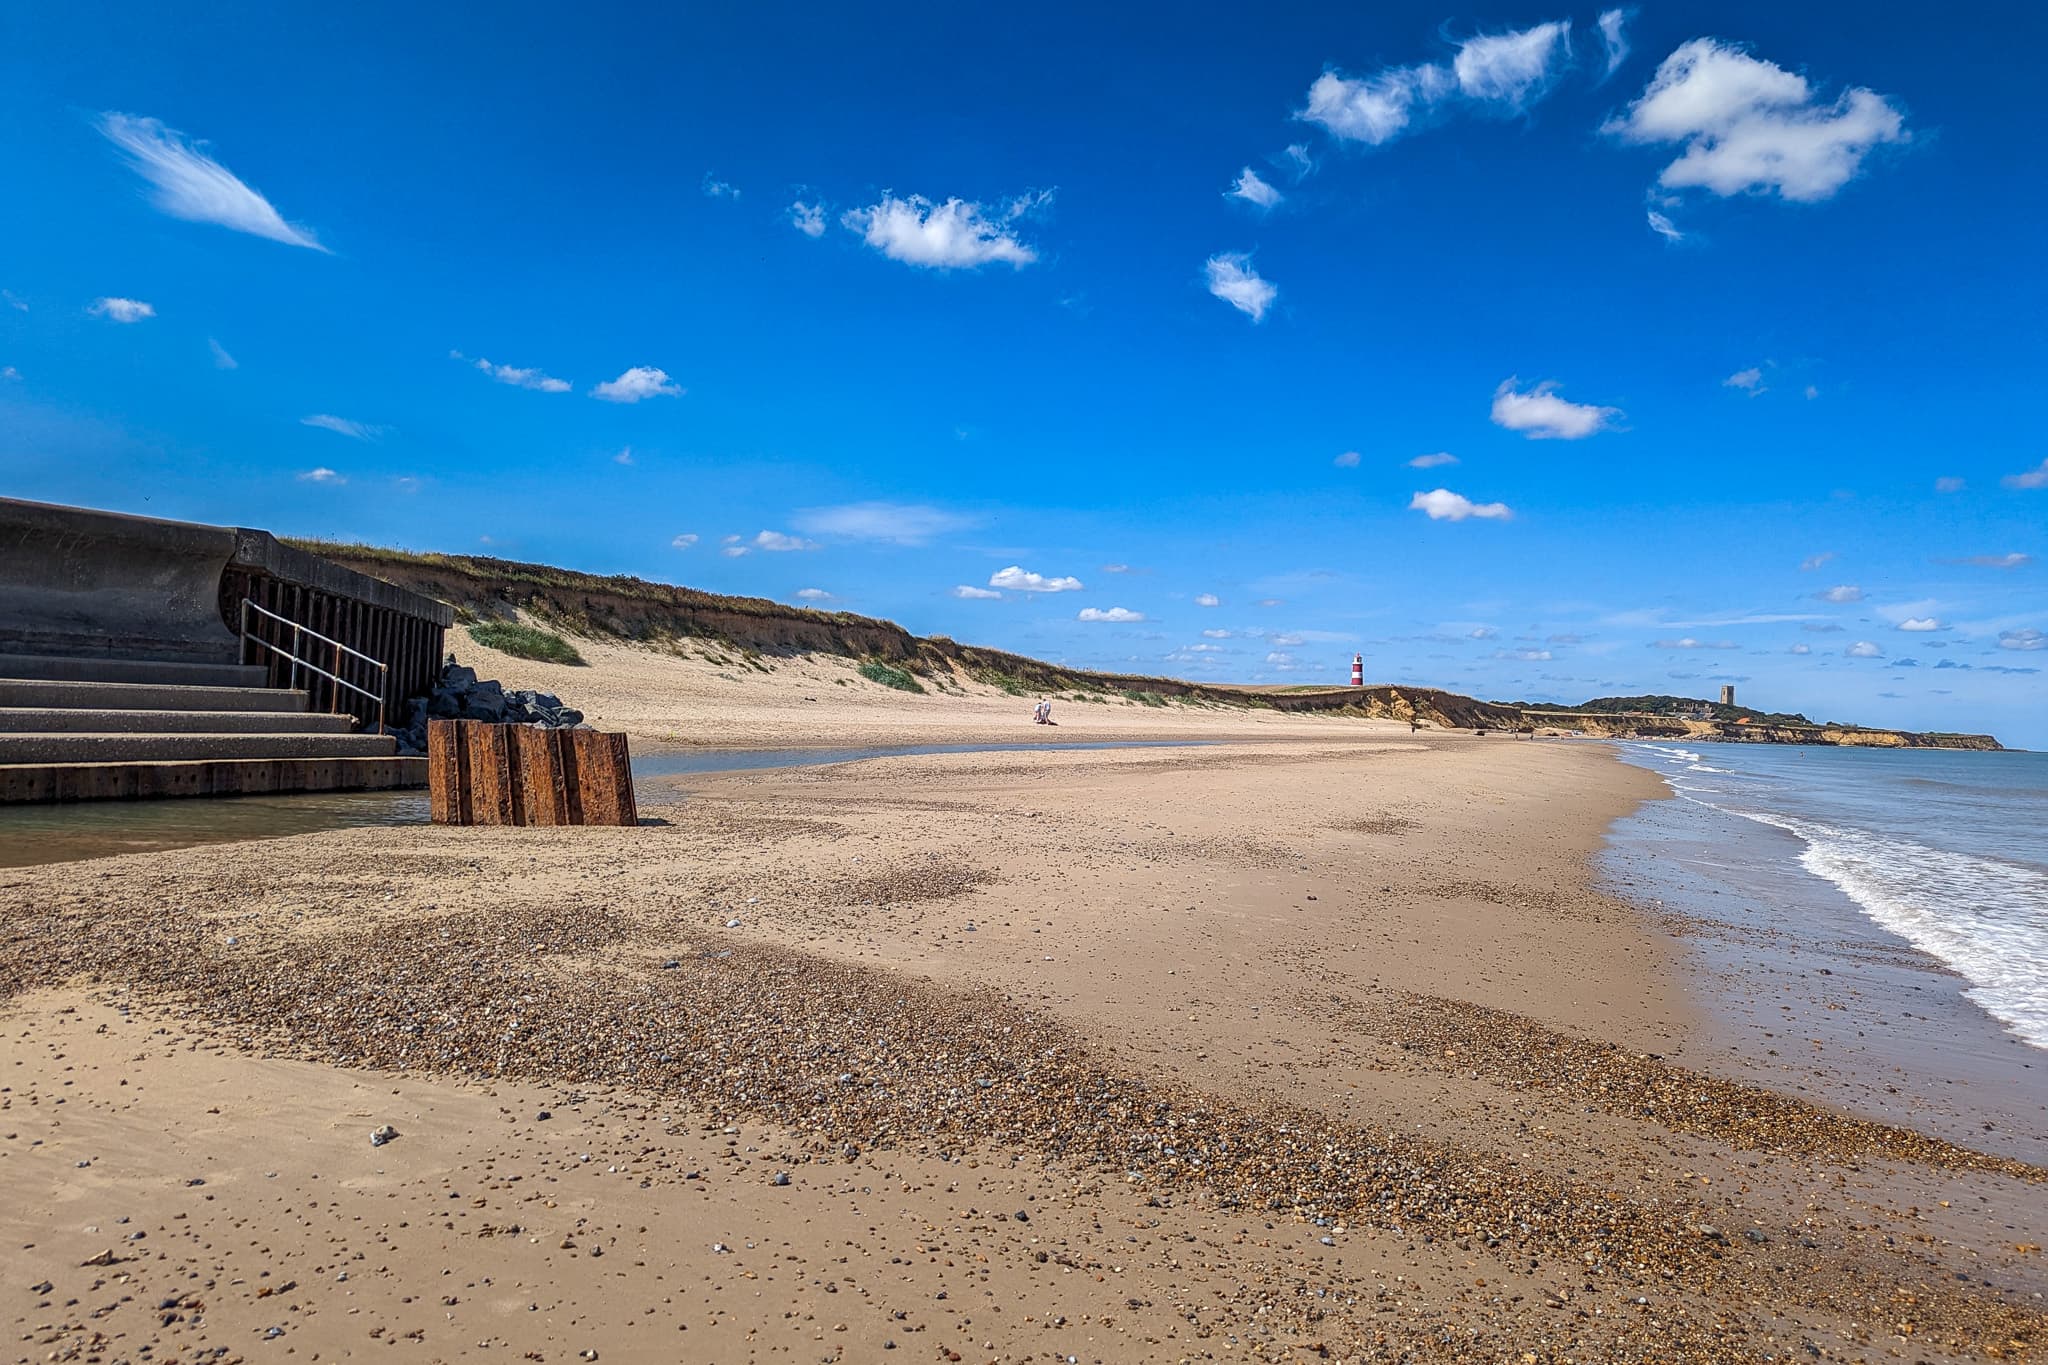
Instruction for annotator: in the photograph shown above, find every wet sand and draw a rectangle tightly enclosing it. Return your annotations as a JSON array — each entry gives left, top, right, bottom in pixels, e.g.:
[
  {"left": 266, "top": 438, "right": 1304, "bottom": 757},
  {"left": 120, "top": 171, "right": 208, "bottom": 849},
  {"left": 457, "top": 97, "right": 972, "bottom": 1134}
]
[{"left": 4, "top": 638, "right": 2047, "bottom": 1361}]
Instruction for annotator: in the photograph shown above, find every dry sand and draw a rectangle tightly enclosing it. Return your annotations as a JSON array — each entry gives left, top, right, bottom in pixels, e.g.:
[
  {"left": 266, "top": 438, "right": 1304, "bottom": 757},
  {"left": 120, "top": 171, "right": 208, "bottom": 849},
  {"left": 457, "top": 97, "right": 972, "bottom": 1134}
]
[{"left": 4, "top": 636, "right": 2046, "bottom": 1362}]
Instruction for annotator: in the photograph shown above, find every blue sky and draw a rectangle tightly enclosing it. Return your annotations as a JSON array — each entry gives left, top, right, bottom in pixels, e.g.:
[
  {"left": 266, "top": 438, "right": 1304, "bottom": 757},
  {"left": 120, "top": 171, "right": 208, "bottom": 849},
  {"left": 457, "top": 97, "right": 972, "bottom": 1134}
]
[{"left": 4, "top": 2, "right": 2045, "bottom": 745}]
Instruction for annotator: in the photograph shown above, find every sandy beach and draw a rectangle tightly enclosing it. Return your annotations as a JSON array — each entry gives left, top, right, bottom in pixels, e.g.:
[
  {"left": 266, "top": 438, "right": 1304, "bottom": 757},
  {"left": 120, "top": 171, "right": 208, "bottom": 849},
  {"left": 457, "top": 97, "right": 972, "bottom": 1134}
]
[{"left": 5, "top": 635, "right": 2045, "bottom": 1363}]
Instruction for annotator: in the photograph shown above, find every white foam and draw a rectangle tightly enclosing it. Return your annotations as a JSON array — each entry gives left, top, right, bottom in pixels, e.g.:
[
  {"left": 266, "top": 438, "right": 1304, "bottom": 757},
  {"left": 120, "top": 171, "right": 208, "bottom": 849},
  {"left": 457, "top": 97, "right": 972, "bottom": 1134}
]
[{"left": 1729, "top": 808, "right": 2048, "bottom": 1049}]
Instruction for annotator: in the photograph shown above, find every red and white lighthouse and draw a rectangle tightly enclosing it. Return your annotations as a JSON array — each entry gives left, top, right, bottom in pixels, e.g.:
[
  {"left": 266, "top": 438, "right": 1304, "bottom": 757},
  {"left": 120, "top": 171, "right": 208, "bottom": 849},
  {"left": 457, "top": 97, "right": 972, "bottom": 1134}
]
[{"left": 1349, "top": 653, "right": 1364, "bottom": 687}]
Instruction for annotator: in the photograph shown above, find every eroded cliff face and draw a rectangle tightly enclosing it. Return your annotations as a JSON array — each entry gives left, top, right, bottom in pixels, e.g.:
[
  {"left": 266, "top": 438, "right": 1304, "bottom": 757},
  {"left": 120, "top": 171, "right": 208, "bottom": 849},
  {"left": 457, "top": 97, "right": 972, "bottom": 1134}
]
[{"left": 1521, "top": 712, "right": 2001, "bottom": 751}]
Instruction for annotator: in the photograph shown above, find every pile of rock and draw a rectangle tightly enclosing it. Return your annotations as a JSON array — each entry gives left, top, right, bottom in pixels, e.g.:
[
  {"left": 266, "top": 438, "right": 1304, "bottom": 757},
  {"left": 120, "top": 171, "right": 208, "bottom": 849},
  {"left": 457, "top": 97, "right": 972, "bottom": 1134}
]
[{"left": 390, "top": 660, "right": 586, "bottom": 754}]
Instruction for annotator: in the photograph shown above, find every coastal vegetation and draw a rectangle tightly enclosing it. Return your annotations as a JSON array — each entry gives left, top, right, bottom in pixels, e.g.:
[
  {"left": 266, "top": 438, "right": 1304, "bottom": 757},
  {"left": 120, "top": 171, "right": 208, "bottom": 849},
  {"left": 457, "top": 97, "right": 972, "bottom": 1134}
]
[{"left": 465, "top": 620, "right": 585, "bottom": 665}]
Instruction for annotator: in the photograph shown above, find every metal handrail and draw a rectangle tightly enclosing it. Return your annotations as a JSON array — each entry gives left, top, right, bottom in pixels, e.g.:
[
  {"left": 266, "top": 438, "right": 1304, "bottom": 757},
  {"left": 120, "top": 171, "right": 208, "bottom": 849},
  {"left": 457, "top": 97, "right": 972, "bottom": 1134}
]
[{"left": 238, "top": 597, "right": 388, "bottom": 735}]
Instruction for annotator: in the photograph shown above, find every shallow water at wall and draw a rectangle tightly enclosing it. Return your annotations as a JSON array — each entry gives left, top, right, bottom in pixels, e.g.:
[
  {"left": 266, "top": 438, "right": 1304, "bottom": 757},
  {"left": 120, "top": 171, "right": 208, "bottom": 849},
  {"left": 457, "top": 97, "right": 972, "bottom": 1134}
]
[{"left": 0, "top": 740, "right": 1211, "bottom": 869}]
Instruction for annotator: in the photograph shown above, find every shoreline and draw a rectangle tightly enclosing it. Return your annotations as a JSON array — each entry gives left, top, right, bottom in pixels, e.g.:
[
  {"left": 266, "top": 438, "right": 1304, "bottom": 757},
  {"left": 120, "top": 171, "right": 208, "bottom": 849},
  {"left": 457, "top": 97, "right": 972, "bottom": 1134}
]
[{"left": 6, "top": 642, "right": 2046, "bottom": 1360}]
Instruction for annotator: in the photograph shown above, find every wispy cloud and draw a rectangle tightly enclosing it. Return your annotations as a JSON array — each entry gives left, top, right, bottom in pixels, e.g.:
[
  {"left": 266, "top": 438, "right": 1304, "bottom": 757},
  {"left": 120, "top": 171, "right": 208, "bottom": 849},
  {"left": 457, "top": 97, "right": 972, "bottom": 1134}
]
[
  {"left": 791, "top": 501, "right": 973, "bottom": 545},
  {"left": 1799, "top": 552, "right": 1835, "bottom": 572},
  {"left": 2002, "top": 459, "right": 2048, "bottom": 490},
  {"left": 794, "top": 587, "right": 833, "bottom": 601},
  {"left": 1944, "top": 552, "right": 2032, "bottom": 569},
  {"left": 1078, "top": 606, "right": 1145, "bottom": 623},
  {"left": 1605, "top": 40, "right": 1908, "bottom": 202},
  {"left": 1723, "top": 366, "right": 1765, "bottom": 394},
  {"left": 671, "top": 533, "right": 698, "bottom": 549},
  {"left": 591, "top": 366, "right": 681, "bottom": 403},
  {"left": 1645, "top": 209, "right": 1685, "bottom": 242},
  {"left": 701, "top": 173, "right": 739, "bottom": 199},
  {"left": 1897, "top": 617, "right": 1944, "bottom": 632},
  {"left": 1491, "top": 377, "right": 1619, "bottom": 440},
  {"left": 1496, "top": 647, "right": 1553, "bottom": 661},
  {"left": 1935, "top": 475, "right": 1966, "bottom": 493},
  {"left": 89, "top": 297, "right": 153, "bottom": 323},
  {"left": 1653, "top": 637, "right": 1738, "bottom": 650},
  {"left": 1846, "top": 640, "right": 1884, "bottom": 658},
  {"left": 1195, "top": 593, "right": 1221, "bottom": 607},
  {"left": 789, "top": 201, "right": 827, "bottom": 238},
  {"left": 1998, "top": 628, "right": 2045, "bottom": 651},
  {"left": 98, "top": 113, "right": 325, "bottom": 250},
  {"left": 952, "top": 584, "right": 1002, "bottom": 600},
  {"left": 1596, "top": 9, "right": 1630, "bottom": 76},
  {"left": 752, "top": 530, "right": 818, "bottom": 552},
  {"left": 1202, "top": 628, "right": 1233, "bottom": 639},
  {"left": 297, "top": 466, "right": 345, "bottom": 484},
  {"left": 1300, "top": 20, "right": 1573, "bottom": 147},
  {"left": 842, "top": 190, "right": 1049, "bottom": 270},
  {"left": 1408, "top": 451, "right": 1458, "bottom": 469},
  {"left": 1410, "top": 489, "right": 1512, "bottom": 521},
  {"left": 301, "top": 414, "right": 381, "bottom": 441},
  {"left": 613, "top": 448, "right": 635, "bottom": 466},
  {"left": 208, "top": 337, "right": 237, "bottom": 369},
  {"left": 990, "top": 565, "right": 1082, "bottom": 593},
  {"left": 1815, "top": 584, "right": 1863, "bottom": 603},
  {"left": 1332, "top": 450, "right": 1362, "bottom": 468},
  {"left": 456, "top": 351, "right": 571, "bottom": 393},
  {"left": 1204, "top": 252, "right": 1276, "bottom": 321},
  {"left": 1227, "top": 167, "right": 1282, "bottom": 210}
]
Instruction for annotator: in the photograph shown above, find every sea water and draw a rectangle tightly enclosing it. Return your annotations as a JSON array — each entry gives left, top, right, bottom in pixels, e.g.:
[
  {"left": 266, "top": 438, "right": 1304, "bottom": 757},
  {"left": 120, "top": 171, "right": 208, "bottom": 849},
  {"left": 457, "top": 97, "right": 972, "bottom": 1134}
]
[{"left": 1615, "top": 743, "right": 2048, "bottom": 1050}]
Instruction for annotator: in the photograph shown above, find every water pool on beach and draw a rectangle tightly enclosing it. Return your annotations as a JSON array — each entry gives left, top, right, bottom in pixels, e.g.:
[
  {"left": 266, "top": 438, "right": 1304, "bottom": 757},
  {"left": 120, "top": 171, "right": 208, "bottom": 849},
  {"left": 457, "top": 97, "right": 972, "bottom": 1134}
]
[
  {"left": 1604, "top": 741, "right": 2048, "bottom": 1161},
  {"left": 0, "top": 739, "right": 1213, "bottom": 868}
]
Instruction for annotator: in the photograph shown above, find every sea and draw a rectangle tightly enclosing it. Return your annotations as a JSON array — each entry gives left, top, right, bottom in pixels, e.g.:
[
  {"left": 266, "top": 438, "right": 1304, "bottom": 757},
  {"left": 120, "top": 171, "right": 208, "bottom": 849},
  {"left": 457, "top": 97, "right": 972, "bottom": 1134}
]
[{"left": 1604, "top": 741, "right": 2048, "bottom": 1159}]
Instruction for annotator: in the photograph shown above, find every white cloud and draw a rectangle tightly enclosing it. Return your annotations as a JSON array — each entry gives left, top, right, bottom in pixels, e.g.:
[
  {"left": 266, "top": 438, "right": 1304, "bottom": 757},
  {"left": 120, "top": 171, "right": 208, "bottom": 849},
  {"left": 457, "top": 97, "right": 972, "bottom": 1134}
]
[
  {"left": 790, "top": 201, "right": 827, "bottom": 238},
  {"left": 591, "top": 366, "right": 682, "bottom": 403},
  {"left": 1816, "top": 584, "right": 1864, "bottom": 603},
  {"left": 1078, "top": 607, "right": 1145, "bottom": 623},
  {"left": 1408, "top": 451, "right": 1458, "bottom": 469},
  {"left": 1846, "top": 640, "right": 1884, "bottom": 658},
  {"left": 1453, "top": 21, "right": 1571, "bottom": 105},
  {"left": 613, "top": 448, "right": 634, "bottom": 465},
  {"left": 795, "top": 587, "right": 833, "bottom": 601},
  {"left": 1799, "top": 551, "right": 1835, "bottom": 571},
  {"left": 1300, "top": 21, "right": 1571, "bottom": 147},
  {"left": 721, "top": 545, "right": 749, "bottom": 558},
  {"left": 1654, "top": 637, "right": 1738, "bottom": 650},
  {"left": 1897, "top": 617, "right": 1943, "bottom": 632},
  {"left": 1281, "top": 143, "right": 1315, "bottom": 179},
  {"left": 1468, "top": 626, "right": 1498, "bottom": 639},
  {"left": 701, "top": 174, "right": 739, "bottom": 199},
  {"left": 1204, "top": 253, "right": 1276, "bottom": 321},
  {"left": 841, "top": 191, "right": 1046, "bottom": 270},
  {"left": 301, "top": 414, "right": 381, "bottom": 440},
  {"left": 2002, "top": 459, "right": 2048, "bottom": 490},
  {"left": 1646, "top": 209, "right": 1685, "bottom": 242},
  {"left": 1228, "top": 167, "right": 1282, "bottom": 210},
  {"left": 1958, "top": 553, "right": 2032, "bottom": 569},
  {"left": 1596, "top": 9, "right": 1630, "bottom": 76},
  {"left": 1409, "top": 488, "right": 1512, "bottom": 521},
  {"left": 0, "top": 366, "right": 17, "bottom": 381},
  {"left": 1935, "top": 475, "right": 1966, "bottom": 493},
  {"left": 2, "top": 290, "right": 26, "bottom": 311},
  {"left": 98, "top": 113, "right": 325, "bottom": 250},
  {"left": 753, "top": 530, "right": 818, "bottom": 552},
  {"left": 952, "top": 584, "right": 1002, "bottom": 600},
  {"left": 791, "top": 501, "right": 971, "bottom": 545},
  {"left": 1723, "top": 366, "right": 1764, "bottom": 393},
  {"left": 1998, "top": 629, "right": 2045, "bottom": 651},
  {"left": 1804, "top": 384, "right": 1819, "bottom": 399},
  {"left": 89, "top": 297, "right": 154, "bottom": 323},
  {"left": 1257, "top": 598, "right": 1283, "bottom": 608},
  {"left": 1195, "top": 593, "right": 1221, "bottom": 607},
  {"left": 720, "top": 535, "right": 742, "bottom": 545},
  {"left": 1788, "top": 643, "right": 1812, "bottom": 655},
  {"left": 1606, "top": 40, "right": 1908, "bottom": 202},
  {"left": 989, "top": 565, "right": 1082, "bottom": 593},
  {"left": 1332, "top": 450, "right": 1361, "bottom": 468},
  {"left": 1496, "top": 647, "right": 1553, "bottom": 661},
  {"left": 297, "top": 467, "right": 344, "bottom": 485},
  {"left": 1490, "top": 377, "right": 1619, "bottom": 440},
  {"left": 1264, "top": 650, "right": 1299, "bottom": 669},
  {"left": 468, "top": 355, "right": 571, "bottom": 393},
  {"left": 671, "top": 533, "right": 699, "bottom": 549},
  {"left": 208, "top": 338, "right": 237, "bottom": 369},
  {"left": 1202, "top": 629, "right": 1233, "bottom": 639},
  {"left": 1101, "top": 563, "right": 1133, "bottom": 574}
]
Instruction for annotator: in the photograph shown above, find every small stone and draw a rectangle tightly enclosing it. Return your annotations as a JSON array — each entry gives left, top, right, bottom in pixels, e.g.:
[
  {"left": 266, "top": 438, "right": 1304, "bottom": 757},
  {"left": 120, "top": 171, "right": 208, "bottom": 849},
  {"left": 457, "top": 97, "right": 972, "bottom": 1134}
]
[
  {"left": 370, "top": 1125, "right": 399, "bottom": 1147},
  {"left": 771, "top": 1172, "right": 791, "bottom": 1186}
]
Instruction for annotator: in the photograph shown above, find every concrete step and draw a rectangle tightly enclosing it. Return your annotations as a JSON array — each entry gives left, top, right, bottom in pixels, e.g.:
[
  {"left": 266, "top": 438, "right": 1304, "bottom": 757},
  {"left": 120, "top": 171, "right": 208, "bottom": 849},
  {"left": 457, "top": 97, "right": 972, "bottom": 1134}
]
[
  {"left": 0, "top": 653, "right": 269, "bottom": 687},
  {"left": 0, "top": 756, "right": 427, "bottom": 803},
  {"left": 0, "top": 679, "right": 309, "bottom": 713},
  {"left": 0, "top": 732, "right": 398, "bottom": 765},
  {"left": 0, "top": 707, "right": 357, "bottom": 735}
]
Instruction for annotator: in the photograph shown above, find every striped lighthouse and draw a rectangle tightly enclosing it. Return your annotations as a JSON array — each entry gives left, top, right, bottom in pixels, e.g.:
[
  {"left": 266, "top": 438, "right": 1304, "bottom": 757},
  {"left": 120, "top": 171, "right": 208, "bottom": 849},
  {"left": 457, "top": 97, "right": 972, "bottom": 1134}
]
[{"left": 1350, "top": 653, "right": 1364, "bottom": 687}]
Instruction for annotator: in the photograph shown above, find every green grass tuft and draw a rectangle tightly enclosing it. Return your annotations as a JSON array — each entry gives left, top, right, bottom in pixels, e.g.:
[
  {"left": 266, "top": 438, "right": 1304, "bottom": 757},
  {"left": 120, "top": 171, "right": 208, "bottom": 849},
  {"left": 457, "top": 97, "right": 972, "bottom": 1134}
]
[
  {"left": 858, "top": 660, "right": 926, "bottom": 693},
  {"left": 468, "top": 621, "right": 586, "bottom": 665}
]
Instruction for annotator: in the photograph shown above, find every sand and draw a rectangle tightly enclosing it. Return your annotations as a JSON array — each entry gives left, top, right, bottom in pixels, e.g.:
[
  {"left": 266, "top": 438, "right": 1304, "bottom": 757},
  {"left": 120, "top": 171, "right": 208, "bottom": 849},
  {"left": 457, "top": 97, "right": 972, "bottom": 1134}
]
[{"left": 4, "top": 635, "right": 2046, "bottom": 1362}]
